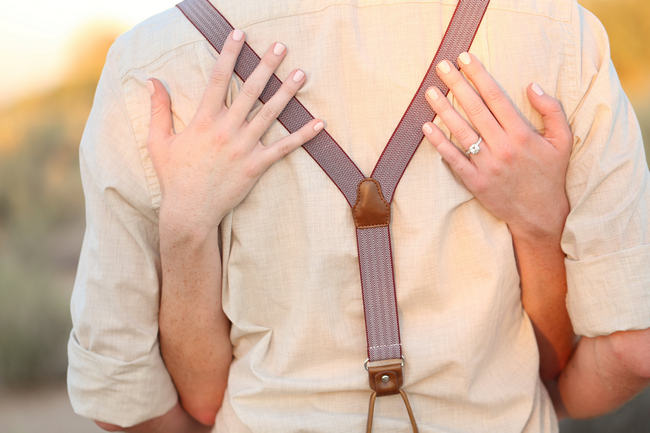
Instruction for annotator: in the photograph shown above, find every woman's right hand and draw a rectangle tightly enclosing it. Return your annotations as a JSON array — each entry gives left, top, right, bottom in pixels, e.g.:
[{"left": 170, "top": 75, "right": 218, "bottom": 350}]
[{"left": 146, "top": 29, "right": 324, "bottom": 237}]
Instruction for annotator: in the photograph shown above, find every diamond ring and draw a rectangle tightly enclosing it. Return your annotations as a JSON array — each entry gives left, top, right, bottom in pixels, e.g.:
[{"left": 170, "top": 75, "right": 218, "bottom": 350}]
[{"left": 465, "top": 136, "right": 482, "bottom": 156}]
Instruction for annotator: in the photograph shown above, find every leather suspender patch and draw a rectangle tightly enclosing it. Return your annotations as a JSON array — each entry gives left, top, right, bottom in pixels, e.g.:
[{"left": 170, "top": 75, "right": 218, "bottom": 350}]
[{"left": 352, "top": 178, "right": 390, "bottom": 229}]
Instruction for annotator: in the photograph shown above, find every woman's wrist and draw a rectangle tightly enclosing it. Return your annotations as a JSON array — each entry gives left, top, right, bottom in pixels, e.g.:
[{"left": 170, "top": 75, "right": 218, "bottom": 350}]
[
  {"left": 509, "top": 196, "right": 569, "bottom": 247},
  {"left": 159, "top": 202, "right": 223, "bottom": 249},
  {"left": 509, "top": 223, "right": 564, "bottom": 249}
]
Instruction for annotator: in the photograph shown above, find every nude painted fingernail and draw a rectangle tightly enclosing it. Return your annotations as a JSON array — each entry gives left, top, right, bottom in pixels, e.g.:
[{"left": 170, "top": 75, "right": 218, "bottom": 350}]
[
  {"left": 313, "top": 120, "right": 325, "bottom": 132},
  {"left": 531, "top": 82, "right": 545, "bottom": 96},
  {"left": 232, "top": 29, "right": 244, "bottom": 41},
  {"left": 426, "top": 87, "right": 439, "bottom": 100},
  {"left": 423, "top": 123, "right": 433, "bottom": 134},
  {"left": 293, "top": 69, "right": 305, "bottom": 82},
  {"left": 459, "top": 52, "right": 471, "bottom": 66},
  {"left": 273, "top": 42, "right": 286, "bottom": 55},
  {"left": 146, "top": 79, "right": 155, "bottom": 95},
  {"left": 437, "top": 60, "right": 451, "bottom": 74}
]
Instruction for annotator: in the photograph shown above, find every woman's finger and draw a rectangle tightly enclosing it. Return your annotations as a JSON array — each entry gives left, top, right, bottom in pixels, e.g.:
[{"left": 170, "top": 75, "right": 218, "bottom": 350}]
[
  {"left": 526, "top": 83, "right": 573, "bottom": 152},
  {"left": 197, "top": 29, "right": 246, "bottom": 119},
  {"left": 147, "top": 78, "right": 173, "bottom": 145},
  {"left": 456, "top": 52, "right": 528, "bottom": 135},
  {"left": 435, "top": 59, "right": 503, "bottom": 143},
  {"left": 241, "top": 68, "right": 306, "bottom": 145},
  {"left": 256, "top": 118, "right": 325, "bottom": 171},
  {"left": 227, "top": 41, "right": 288, "bottom": 126},
  {"left": 425, "top": 85, "right": 490, "bottom": 157},
  {"left": 422, "top": 121, "right": 479, "bottom": 187}
]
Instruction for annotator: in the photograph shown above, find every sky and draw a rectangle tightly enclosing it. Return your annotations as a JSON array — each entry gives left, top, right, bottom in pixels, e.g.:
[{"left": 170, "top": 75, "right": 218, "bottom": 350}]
[{"left": 0, "top": 0, "right": 178, "bottom": 106}]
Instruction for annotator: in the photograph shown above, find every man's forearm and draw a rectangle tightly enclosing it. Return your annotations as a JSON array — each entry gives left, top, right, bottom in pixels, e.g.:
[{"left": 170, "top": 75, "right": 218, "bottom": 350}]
[
  {"left": 95, "top": 402, "right": 213, "bottom": 433},
  {"left": 158, "top": 217, "right": 232, "bottom": 425},
  {"left": 512, "top": 234, "right": 575, "bottom": 381},
  {"left": 555, "top": 328, "right": 650, "bottom": 419}
]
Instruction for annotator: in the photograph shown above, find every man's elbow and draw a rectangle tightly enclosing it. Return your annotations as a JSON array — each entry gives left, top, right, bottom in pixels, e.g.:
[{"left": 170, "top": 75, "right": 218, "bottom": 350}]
[
  {"left": 94, "top": 421, "right": 123, "bottom": 432},
  {"left": 607, "top": 327, "right": 650, "bottom": 380},
  {"left": 182, "top": 398, "right": 223, "bottom": 427},
  {"left": 184, "top": 405, "right": 219, "bottom": 427},
  {"left": 189, "top": 409, "right": 219, "bottom": 427}
]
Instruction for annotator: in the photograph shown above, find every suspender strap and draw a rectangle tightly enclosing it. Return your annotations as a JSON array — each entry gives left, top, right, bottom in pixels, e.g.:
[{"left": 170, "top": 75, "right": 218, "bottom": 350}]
[{"left": 177, "top": 1, "right": 489, "bottom": 430}]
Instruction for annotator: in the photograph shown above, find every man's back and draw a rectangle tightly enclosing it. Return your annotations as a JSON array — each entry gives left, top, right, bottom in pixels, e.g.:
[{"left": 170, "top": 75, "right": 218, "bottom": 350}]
[{"left": 67, "top": 1, "right": 649, "bottom": 432}]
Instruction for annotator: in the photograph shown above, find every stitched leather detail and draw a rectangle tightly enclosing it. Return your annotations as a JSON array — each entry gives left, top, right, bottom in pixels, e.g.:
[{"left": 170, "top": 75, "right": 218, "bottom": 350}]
[
  {"left": 368, "top": 362, "right": 403, "bottom": 396},
  {"left": 352, "top": 178, "right": 390, "bottom": 229}
]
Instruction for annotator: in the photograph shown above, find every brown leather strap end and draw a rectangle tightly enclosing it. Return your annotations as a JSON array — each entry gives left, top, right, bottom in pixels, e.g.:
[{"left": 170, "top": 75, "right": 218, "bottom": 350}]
[
  {"left": 368, "top": 361, "right": 403, "bottom": 396},
  {"left": 399, "top": 389, "right": 419, "bottom": 433},
  {"left": 366, "top": 388, "right": 420, "bottom": 433},
  {"left": 366, "top": 391, "right": 377, "bottom": 433}
]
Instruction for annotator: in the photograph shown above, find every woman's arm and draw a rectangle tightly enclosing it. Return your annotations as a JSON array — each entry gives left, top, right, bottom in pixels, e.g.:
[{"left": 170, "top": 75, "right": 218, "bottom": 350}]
[
  {"left": 421, "top": 52, "right": 575, "bottom": 381},
  {"left": 512, "top": 233, "right": 574, "bottom": 381},
  {"left": 157, "top": 213, "right": 231, "bottom": 426},
  {"left": 147, "top": 30, "right": 325, "bottom": 425}
]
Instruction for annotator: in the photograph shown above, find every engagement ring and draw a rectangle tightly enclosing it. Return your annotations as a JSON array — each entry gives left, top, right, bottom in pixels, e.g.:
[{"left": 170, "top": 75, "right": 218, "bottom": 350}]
[{"left": 465, "top": 136, "right": 482, "bottom": 156}]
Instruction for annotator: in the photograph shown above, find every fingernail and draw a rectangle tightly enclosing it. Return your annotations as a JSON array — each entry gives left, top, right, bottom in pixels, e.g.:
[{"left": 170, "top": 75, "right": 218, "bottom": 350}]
[
  {"left": 459, "top": 52, "right": 471, "bottom": 66},
  {"left": 146, "top": 79, "right": 154, "bottom": 95},
  {"left": 423, "top": 123, "right": 433, "bottom": 134},
  {"left": 313, "top": 120, "right": 325, "bottom": 132},
  {"left": 293, "top": 69, "right": 305, "bottom": 82},
  {"left": 437, "top": 60, "right": 451, "bottom": 74},
  {"left": 273, "top": 42, "right": 286, "bottom": 56},
  {"left": 531, "top": 82, "right": 544, "bottom": 96},
  {"left": 426, "top": 86, "right": 439, "bottom": 100},
  {"left": 232, "top": 29, "right": 244, "bottom": 41}
]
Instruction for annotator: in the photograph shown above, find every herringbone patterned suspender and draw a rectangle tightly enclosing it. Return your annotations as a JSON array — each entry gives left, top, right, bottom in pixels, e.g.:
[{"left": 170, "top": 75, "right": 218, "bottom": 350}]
[{"left": 176, "top": 1, "right": 489, "bottom": 430}]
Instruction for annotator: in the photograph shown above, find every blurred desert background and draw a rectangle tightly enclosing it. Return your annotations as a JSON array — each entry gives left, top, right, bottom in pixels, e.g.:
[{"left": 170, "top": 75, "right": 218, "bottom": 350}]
[{"left": 0, "top": 0, "right": 648, "bottom": 432}]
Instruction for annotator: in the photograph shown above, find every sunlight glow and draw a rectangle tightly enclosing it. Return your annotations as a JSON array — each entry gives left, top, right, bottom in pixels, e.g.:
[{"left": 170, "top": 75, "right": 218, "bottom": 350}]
[{"left": 0, "top": 0, "right": 178, "bottom": 106}]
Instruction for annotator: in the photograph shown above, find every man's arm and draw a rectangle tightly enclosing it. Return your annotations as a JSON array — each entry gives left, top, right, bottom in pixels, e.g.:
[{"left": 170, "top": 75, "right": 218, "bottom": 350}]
[
  {"left": 95, "top": 403, "right": 211, "bottom": 433},
  {"left": 68, "top": 40, "right": 179, "bottom": 428},
  {"left": 551, "top": 328, "right": 650, "bottom": 418},
  {"left": 546, "top": 4, "right": 650, "bottom": 418}
]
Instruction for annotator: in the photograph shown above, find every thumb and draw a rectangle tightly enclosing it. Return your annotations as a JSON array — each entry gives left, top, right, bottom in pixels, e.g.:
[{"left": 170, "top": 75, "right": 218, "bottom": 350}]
[
  {"left": 147, "top": 78, "right": 173, "bottom": 144},
  {"left": 527, "top": 82, "right": 572, "bottom": 151}
]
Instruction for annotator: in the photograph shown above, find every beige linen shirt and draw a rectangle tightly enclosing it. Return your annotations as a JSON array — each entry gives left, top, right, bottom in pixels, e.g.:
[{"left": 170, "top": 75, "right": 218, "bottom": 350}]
[{"left": 67, "top": 0, "right": 650, "bottom": 432}]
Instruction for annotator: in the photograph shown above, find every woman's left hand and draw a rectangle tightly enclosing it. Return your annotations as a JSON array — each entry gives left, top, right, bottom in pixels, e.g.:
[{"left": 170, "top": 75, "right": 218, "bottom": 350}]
[{"left": 422, "top": 52, "right": 573, "bottom": 244}]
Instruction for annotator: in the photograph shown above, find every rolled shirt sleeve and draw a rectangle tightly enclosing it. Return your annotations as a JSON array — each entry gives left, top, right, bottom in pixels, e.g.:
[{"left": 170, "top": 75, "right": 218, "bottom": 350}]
[
  {"left": 67, "top": 39, "right": 178, "bottom": 427},
  {"left": 562, "top": 5, "right": 650, "bottom": 337}
]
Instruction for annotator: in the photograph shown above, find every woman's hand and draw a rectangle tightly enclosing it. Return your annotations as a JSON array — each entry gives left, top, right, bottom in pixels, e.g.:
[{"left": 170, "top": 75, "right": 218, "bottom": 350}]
[
  {"left": 422, "top": 52, "right": 573, "bottom": 244},
  {"left": 147, "top": 29, "right": 324, "bottom": 237}
]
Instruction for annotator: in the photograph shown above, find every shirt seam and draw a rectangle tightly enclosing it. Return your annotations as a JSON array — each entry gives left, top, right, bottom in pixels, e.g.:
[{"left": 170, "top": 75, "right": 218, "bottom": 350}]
[
  {"left": 109, "top": 46, "right": 163, "bottom": 212},
  {"left": 116, "top": 39, "right": 214, "bottom": 212},
  {"left": 238, "top": 2, "right": 570, "bottom": 29},
  {"left": 117, "top": 38, "right": 208, "bottom": 83}
]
